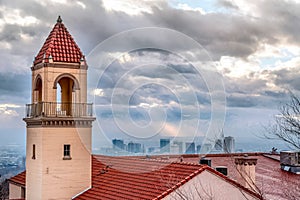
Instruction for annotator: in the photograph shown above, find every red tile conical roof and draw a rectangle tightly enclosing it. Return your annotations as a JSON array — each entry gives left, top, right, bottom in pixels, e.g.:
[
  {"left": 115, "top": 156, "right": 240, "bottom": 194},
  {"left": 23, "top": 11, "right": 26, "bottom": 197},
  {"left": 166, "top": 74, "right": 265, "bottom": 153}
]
[{"left": 34, "top": 16, "right": 83, "bottom": 65}]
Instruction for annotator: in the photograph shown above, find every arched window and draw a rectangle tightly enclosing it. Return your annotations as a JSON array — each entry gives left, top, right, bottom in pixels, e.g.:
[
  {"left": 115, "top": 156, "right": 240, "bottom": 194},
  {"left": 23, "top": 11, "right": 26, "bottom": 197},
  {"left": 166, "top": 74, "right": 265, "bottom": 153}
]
[
  {"left": 54, "top": 74, "right": 79, "bottom": 116},
  {"left": 34, "top": 76, "right": 42, "bottom": 102},
  {"left": 57, "top": 77, "right": 74, "bottom": 103}
]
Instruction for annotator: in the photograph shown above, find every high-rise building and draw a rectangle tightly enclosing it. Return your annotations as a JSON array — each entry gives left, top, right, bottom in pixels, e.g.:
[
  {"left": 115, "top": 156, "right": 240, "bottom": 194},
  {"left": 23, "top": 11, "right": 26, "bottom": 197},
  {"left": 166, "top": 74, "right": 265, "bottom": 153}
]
[
  {"left": 170, "top": 144, "right": 180, "bottom": 154},
  {"left": 128, "top": 142, "right": 142, "bottom": 153},
  {"left": 215, "top": 139, "right": 223, "bottom": 151},
  {"left": 185, "top": 142, "right": 195, "bottom": 154},
  {"left": 202, "top": 143, "right": 212, "bottom": 153},
  {"left": 173, "top": 141, "right": 184, "bottom": 154},
  {"left": 160, "top": 139, "right": 170, "bottom": 153},
  {"left": 112, "top": 139, "right": 125, "bottom": 150},
  {"left": 148, "top": 147, "right": 156, "bottom": 153},
  {"left": 224, "top": 136, "right": 235, "bottom": 153},
  {"left": 196, "top": 145, "right": 201, "bottom": 154}
]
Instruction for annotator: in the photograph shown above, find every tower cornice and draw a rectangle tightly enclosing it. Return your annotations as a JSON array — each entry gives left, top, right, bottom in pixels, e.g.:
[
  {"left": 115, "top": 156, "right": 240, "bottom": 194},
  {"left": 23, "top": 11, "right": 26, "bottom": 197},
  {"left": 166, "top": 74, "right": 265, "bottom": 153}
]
[{"left": 24, "top": 117, "right": 96, "bottom": 128}]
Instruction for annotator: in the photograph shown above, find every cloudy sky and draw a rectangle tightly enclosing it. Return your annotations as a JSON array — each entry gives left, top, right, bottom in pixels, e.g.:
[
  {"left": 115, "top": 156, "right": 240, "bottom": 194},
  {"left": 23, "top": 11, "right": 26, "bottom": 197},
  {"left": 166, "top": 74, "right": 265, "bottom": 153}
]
[{"left": 0, "top": 0, "right": 300, "bottom": 149}]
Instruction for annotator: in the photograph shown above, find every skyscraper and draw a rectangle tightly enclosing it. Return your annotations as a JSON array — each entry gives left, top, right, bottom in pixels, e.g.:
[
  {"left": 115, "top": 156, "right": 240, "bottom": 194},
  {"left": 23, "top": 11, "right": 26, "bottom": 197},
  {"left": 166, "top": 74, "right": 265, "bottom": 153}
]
[
  {"left": 160, "top": 139, "right": 170, "bottom": 153},
  {"left": 215, "top": 139, "right": 223, "bottom": 151},
  {"left": 224, "top": 136, "right": 235, "bottom": 153},
  {"left": 128, "top": 142, "right": 142, "bottom": 153},
  {"left": 185, "top": 142, "right": 196, "bottom": 154},
  {"left": 112, "top": 139, "right": 125, "bottom": 150}
]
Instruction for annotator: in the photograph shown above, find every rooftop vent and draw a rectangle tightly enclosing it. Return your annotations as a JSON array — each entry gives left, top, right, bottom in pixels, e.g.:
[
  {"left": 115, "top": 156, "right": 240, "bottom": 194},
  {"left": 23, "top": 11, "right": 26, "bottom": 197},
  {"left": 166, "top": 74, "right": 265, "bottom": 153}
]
[
  {"left": 215, "top": 166, "right": 228, "bottom": 176},
  {"left": 199, "top": 157, "right": 211, "bottom": 167},
  {"left": 280, "top": 151, "right": 300, "bottom": 174}
]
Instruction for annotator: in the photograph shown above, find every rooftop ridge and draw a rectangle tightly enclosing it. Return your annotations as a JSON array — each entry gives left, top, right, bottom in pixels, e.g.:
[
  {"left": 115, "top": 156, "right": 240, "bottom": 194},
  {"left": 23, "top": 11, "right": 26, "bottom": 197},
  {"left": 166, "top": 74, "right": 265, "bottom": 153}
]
[
  {"left": 92, "top": 154, "right": 202, "bottom": 166},
  {"left": 262, "top": 153, "right": 280, "bottom": 162}
]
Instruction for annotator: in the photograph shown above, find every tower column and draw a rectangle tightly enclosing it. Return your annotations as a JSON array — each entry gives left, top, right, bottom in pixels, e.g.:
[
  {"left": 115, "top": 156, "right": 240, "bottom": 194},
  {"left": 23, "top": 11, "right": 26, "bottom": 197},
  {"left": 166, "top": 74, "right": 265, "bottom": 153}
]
[{"left": 24, "top": 16, "right": 95, "bottom": 200}]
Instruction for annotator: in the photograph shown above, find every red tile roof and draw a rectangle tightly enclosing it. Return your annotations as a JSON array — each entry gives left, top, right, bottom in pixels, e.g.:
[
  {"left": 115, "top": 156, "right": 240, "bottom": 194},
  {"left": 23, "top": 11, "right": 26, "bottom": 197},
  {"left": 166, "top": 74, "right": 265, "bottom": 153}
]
[
  {"left": 74, "top": 155, "right": 260, "bottom": 200},
  {"left": 170, "top": 153, "right": 300, "bottom": 200},
  {"left": 8, "top": 155, "right": 261, "bottom": 200},
  {"left": 74, "top": 155, "right": 206, "bottom": 200},
  {"left": 33, "top": 16, "right": 83, "bottom": 65},
  {"left": 8, "top": 171, "right": 25, "bottom": 187}
]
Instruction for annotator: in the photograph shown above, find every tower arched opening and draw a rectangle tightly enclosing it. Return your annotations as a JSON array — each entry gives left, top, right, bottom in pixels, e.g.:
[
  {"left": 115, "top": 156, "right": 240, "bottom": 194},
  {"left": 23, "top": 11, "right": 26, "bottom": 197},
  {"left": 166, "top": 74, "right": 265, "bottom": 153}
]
[
  {"left": 34, "top": 76, "right": 43, "bottom": 103},
  {"left": 55, "top": 76, "right": 75, "bottom": 116}
]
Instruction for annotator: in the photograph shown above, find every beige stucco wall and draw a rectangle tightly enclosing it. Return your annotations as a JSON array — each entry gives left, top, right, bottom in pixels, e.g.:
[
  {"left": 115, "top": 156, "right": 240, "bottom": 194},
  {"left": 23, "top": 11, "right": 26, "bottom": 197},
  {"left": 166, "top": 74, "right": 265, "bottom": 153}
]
[
  {"left": 164, "top": 170, "right": 258, "bottom": 200},
  {"left": 9, "top": 183, "right": 24, "bottom": 199},
  {"left": 26, "top": 126, "right": 91, "bottom": 200},
  {"left": 32, "top": 64, "right": 87, "bottom": 103}
]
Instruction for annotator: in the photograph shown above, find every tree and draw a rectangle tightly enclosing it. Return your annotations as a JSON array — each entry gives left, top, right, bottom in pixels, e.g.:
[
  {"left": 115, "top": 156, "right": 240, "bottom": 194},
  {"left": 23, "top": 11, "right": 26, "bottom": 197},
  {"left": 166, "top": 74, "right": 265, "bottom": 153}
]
[
  {"left": 0, "top": 180, "right": 9, "bottom": 200},
  {"left": 266, "top": 92, "right": 300, "bottom": 150}
]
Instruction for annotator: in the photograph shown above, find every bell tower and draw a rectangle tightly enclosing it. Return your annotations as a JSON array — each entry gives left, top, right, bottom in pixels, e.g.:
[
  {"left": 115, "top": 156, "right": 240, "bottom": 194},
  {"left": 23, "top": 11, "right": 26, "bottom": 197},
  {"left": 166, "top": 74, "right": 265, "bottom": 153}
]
[{"left": 24, "top": 16, "right": 95, "bottom": 200}]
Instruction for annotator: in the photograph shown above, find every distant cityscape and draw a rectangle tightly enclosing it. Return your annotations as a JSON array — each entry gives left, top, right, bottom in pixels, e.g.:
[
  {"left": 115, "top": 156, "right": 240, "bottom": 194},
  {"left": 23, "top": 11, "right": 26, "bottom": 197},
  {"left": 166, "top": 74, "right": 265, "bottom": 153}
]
[
  {"left": 0, "top": 146, "right": 25, "bottom": 183},
  {"left": 0, "top": 135, "right": 290, "bottom": 183},
  {"left": 93, "top": 135, "right": 289, "bottom": 156}
]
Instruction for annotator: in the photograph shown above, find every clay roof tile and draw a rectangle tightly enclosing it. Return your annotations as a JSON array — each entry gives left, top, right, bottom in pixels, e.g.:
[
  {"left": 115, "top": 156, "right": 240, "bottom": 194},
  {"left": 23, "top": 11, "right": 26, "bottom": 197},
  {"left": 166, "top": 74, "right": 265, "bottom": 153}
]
[{"left": 33, "top": 16, "right": 83, "bottom": 65}]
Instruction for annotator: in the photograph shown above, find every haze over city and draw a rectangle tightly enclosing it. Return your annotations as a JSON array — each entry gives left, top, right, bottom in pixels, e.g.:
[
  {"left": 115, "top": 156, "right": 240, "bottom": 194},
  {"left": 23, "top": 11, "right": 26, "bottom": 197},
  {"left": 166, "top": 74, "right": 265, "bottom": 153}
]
[{"left": 1, "top": 0, "right": 300, "bottom": 152}]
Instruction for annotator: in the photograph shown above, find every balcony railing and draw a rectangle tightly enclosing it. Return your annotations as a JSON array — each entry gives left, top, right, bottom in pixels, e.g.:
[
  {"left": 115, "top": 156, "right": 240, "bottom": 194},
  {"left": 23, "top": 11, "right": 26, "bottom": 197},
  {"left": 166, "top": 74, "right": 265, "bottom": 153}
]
[{"left": 25, "top": 102, "right": 93, "bottom": 118}]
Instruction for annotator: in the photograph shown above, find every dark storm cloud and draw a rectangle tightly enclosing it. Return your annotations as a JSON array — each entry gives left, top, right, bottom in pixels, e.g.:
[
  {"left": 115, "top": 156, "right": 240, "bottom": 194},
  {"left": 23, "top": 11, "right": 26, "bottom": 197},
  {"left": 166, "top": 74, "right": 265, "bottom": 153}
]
[
  {"left": 222, "top": 67, "right": 297, "bottom": 108},
  {"left": 0, "top": 73, "right": 30, "bottom": 93},
  {"left": 273, "top": 68, "right": 300, "bottom": 91},
  {"left": 1, "top": 0, "right": 299, "bottom": 62},
  {"left": 256, "top": 0, "right": 300, "bottom": 44},
  {"left": 146, "top": 8, "right": 264, "bottom": 59},
  {"left": 0, "top": 0, "right": 299, "bottom": 110}
]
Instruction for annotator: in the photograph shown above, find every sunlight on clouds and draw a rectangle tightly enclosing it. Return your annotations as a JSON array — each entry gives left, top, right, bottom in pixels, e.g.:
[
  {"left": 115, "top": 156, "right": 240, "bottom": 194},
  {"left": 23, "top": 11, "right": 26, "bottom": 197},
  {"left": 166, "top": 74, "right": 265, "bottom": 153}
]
[
  {"left": 0, "top": 104, "right": 21, "bottom": 117},
  {"left": 252, "top": 43, "right": 282, "bottom": 59},
  {"left": 0, "top": 7, "right": 39, "bottom": 26},
  {"left": 138, "top": 102, "right": 160, "bottom": 108},
  {"left": 0, "top": 104, "right": 21, "bottom": 108},
  {"left": 94, "top": 89, "right": 105, "bottom": 97},
  {"left": 20, "top": 33, "right": 34, "bottom": 42},
  {"left": 49, "top": 0, "right": 68, "bottom": 4},
  {"left": 273, "top": 56, "right": 300, "bottom": 71},
  {"left": 119, "top": 53, "right": 133, "bottom": 64},
  {"left": 0, "top": 41, "right": 12, "bottom": 50},
  {"left": 175, "top": 3, "right": 205, "bottom": 14},
  {"left": 161, "top": 122, "right": 179, "bottom": 137},
  {"left": 102, "top": 0, "right": 163, "bottom": 15},
  {"left": 249, "top": 43, "right": 300, "bottom": 68},
  {"left": 279, "top": 45, "right": 300, "bottom": 57},
  {"left": 219, "top": 56, "right": 260, "bottom": 78}
]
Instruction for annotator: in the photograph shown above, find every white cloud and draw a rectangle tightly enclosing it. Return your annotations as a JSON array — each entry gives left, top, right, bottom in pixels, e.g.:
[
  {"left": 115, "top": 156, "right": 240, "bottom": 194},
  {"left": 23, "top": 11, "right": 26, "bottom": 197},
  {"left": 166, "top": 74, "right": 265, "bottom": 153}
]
[
  {"left": 102, "top": 0, "right": 164, "bottom": 15},
  {"left": 93, "top": 89, "right": 105, "bottom": 97},
  {"left": 0, "top": 104, "right": 21, "bottom": 117},
  {"left": 175, "top": 3, "right": 205, "bottom": 14},
  {"left": 0, "top": 7, "right": 39, "bottom": 26},
  {"left": 219, "top": 56, "right": 260, "bottom": 78},
  {"left": 0, "top": 104, "right": 21, "bottom": 108}
]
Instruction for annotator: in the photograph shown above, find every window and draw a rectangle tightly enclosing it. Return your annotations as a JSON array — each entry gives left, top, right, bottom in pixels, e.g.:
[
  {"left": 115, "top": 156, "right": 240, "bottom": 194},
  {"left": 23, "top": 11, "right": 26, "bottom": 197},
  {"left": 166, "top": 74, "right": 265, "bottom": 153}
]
[
  {"left": 63, "top": 144, "right": 71, "bottom": 160},
  {"left": 32, "top": 144, "right": 36, "bottom": 159},
  {"left": 21, "top": 187, "right": 25, "bottom": 198}
]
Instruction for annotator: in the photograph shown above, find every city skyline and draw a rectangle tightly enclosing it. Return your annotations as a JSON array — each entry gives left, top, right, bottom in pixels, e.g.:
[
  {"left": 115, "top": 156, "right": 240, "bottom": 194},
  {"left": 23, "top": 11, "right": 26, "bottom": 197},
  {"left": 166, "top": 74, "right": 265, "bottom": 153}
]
[{"left": 0, "top": 0, "right": 300, "bottom": 150}]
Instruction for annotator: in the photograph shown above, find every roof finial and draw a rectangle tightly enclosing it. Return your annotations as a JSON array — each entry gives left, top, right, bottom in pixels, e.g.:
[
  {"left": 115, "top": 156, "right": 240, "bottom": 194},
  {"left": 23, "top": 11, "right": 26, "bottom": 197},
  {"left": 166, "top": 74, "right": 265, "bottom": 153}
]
[{"left": 57, "top": 16, "right": 62, "bottom": 23}]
